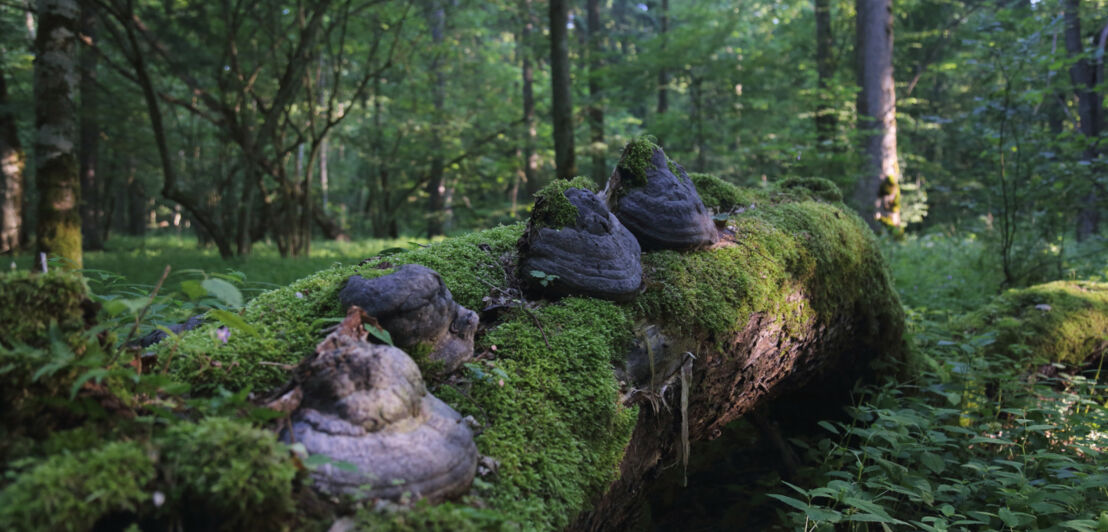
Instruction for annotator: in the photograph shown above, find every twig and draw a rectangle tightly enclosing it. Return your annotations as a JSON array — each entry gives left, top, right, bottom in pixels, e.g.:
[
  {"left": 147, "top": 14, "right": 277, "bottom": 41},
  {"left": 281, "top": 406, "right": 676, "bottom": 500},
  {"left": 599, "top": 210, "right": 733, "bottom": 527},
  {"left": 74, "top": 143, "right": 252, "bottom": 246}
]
[
  {"left": 519, "top": 300, "right": 551, "bottom": 349},
  {"left": 122, "top": 265, "right": 171, "bottom": 349}
]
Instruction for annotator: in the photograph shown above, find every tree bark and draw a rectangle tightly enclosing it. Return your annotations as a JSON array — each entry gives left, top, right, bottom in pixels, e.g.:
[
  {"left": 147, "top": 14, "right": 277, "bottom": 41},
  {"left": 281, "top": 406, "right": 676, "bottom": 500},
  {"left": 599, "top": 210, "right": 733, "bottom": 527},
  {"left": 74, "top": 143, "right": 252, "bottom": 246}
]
[
  {"left": 586, "top": 0, "right": 605, "bottom": 182},
  {"left": 34, "top": 0, "right": 83, "bottom": 270},
  {"left": 656, "top": 0, "right": 668, "bottom": 119},
  {"left": 79, "top": 3, "right": 103, "bottom": 251},
  {"left": 1064, "top": 0, "right": 1102, "bottom": 241},
  {"left": 0, "top": 65, "right": 24, "bottom": 255},
  {"left": 427, "top": 2, "right": 447, "bottom": 237},
  {"left": 854, "top": 0, "right": 901, "bottom": 230},
  {"left": 815, "top": 0, "right": 836, "bottom": 144},
  {"left": 549, "top": 0, "right": 576, "bottom": 179},
  {"left": 521, "top": 0, "right": 540, "bottom": 197}
]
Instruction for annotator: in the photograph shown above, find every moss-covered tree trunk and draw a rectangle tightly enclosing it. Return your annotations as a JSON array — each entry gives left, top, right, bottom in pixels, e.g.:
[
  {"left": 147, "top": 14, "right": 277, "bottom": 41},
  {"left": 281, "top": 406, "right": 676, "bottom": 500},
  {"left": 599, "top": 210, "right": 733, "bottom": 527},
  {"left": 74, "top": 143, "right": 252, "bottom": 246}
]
[{"left": 33, "top": 0, "right": 82, "bottom": 270}]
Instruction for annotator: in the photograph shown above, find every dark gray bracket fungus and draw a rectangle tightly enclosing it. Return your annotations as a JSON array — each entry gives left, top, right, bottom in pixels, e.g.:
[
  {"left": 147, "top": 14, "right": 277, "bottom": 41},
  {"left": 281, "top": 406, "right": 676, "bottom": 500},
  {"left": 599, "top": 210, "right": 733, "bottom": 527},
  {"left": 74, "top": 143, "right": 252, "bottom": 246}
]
[
  {"left": 339, "top": 264, "right": 478, "bottom": 373},
  {"left": 603, "top": 146, "right": 719, "bottom": 250},
  {"left": 518, "top": 187, "right": 643, "bottom": 302},
  {"left": 287, "top": 307, "right": 478, "bottom": 501}
]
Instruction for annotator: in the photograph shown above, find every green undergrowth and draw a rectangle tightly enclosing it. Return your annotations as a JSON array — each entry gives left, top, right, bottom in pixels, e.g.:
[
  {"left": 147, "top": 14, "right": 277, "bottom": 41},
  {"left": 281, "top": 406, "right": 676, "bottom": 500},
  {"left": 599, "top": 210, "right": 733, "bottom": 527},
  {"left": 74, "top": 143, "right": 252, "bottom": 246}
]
[
  {"left": 529, "top": 176, "right": 598, "bottom": 229},
  {"left": 965, "top": 280, "right": 1108, "bottom": 366},
  {"left": 0, "top": 417, "right": 297, "bottom": 531},
  {"left": 0, "top": 271, "right": 92, "bottom": 348},
  {"left": 777, "top": 177, "right": 844, "bottom": 203}
]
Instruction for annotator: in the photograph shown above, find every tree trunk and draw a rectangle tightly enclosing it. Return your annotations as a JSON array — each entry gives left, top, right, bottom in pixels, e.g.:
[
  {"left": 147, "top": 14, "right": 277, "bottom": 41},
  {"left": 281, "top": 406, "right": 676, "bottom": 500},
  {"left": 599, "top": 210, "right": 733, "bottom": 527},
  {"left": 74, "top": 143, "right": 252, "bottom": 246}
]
[
  {"left": 549, "top": 0, "right": 576, "bottom": 179},
  {"left": 427, "top": 3, "right": 447, "bottom": 237},
  {"left": 854, "top": 0, "right": 901, "bottom": 230},
  {"left": 587, "top": 0, "right": 606, "bottom": 182},
  {"left": 1064, "top": 0, "right": 1102, "bottom": 241},
  {"left": 0, "top": 65, "right": 24, "bottom": 255},
  {"left": 78, "top": 3, "right": 103, "bottom": 251},
  {"left": 34, "top": 0, "right": 83, "bottom": 270},
  {"left": 521, "top": 0, "right": 540, "bottom": 197},
  {"left": 814, "top": 0, "right": 836, "bottom": 144},
  {"left": 656, "top": 0, "right": 669, "bottom": 121}
]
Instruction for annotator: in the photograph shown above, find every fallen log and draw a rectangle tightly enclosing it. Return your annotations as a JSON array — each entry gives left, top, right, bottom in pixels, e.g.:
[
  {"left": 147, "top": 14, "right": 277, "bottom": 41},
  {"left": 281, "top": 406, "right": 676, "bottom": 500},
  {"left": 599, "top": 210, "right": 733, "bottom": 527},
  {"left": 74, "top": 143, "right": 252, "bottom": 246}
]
[{"left": 0, "top": 178, "right": 904, "bottom": 530}]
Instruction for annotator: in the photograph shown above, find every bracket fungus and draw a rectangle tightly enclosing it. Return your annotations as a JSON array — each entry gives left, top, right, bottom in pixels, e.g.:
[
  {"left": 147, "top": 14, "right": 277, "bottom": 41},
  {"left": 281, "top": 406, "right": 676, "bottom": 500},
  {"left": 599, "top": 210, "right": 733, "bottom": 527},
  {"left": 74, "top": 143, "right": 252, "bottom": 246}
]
[
  {"left": 286, "top": 306, "right": 478, "bottom": 501},
  {"left": 518, "top": 181, "right": 642, "bottom": 302},
  {"left": 603, "top": 140, "right": 718, "bottom": 251},
  {"left": 339, "top": 264, "right": 478, "bottom": 373}
]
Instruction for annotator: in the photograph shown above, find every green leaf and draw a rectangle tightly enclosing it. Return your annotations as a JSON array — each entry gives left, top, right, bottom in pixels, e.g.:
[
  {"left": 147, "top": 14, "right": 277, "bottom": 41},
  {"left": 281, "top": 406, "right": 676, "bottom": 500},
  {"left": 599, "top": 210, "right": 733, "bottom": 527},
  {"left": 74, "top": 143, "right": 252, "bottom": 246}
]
[
  {"left": 208, "top": 309, "right": 259, "bottom": 338},
  {"left": 365, "top": 323, "right": 393, "bottom": 346},
  {"left": 70, "top": 368, "right": 109, "bottom": 398},
  {"left": 766, "top": 493, "right": 810, "bottom": 512},
  {"left": 921, "top": 452, "right": 946, "bottom": 474},
  {"left": 202, "top": 278, "right": 244, "bottom": 308},
  {"left": 180, "top": 280, "right": 207, "bottom": 300},
  {"left": 818, "top": 420, "right": 839, "bottom": 434}
]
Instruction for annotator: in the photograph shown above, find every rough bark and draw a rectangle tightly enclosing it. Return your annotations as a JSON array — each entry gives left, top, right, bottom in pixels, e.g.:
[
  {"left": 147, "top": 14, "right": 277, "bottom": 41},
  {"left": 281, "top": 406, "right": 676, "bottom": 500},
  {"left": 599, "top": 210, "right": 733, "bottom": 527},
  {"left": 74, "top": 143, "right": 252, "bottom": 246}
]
[
  {"left": 549, "top": 0, "right": 576, "bottom": 179},
  {"left": 656, "top": 0, "right": 668, "bottom": 119},
  {"left": 1064, "top": 0, "right": 1102, "bottom": 241},
  {"left": 78, "top": 3, "right": 102, "bottom": 251},
  {"left": 854, "top": 0, "right": 901, "bottom": 230},
  {"left": 34, "top": 0, "right": 83, "bottom": 270},
  {"left": 0, "top": 65, "right": 24, "bottom": 255}
]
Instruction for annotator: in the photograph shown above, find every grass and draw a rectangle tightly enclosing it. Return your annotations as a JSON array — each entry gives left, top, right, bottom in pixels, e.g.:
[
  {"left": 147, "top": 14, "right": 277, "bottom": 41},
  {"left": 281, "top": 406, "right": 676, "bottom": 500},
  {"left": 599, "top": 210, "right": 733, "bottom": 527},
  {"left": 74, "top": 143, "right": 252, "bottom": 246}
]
[{"left": 5, "top": 233, "right": 427, "bottom": 291}]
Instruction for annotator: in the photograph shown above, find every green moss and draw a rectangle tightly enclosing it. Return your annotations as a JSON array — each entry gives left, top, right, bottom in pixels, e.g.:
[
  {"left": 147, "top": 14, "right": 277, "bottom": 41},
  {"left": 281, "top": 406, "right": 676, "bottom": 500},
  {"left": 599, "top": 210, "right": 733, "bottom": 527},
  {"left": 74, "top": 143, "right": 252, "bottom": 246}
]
[
  {"left": 777, "top": 177, "right": 844, "bottom": 203},
  {"left": 358, "top": 298, "right": 638, "bottom": 530},
  {"left": 0, "top": 270, "right": 90, "bottom": 349},
  {"left": 637, "top": 197, "right": 902, "bottom": 355},
  {"left": 530, "top": 176, "right": 598, "bottom": 229},
  {"left": 0, "top": 441, "right": 155, "bottom": 531},
  {"left": 166, "top": 224, "right": 525, "bottom": 393},
  {"left": 159, "top": 417, "right": 297, "bottom": 528},
  {"left": 965, "top": 280, "right": 1108, "bottom": 366},
  {"left": 689, "top": 173, "right": 750, "bottom": 212},
  {"left": 617, "top": 136, "right": 662, "bottom": 187}
]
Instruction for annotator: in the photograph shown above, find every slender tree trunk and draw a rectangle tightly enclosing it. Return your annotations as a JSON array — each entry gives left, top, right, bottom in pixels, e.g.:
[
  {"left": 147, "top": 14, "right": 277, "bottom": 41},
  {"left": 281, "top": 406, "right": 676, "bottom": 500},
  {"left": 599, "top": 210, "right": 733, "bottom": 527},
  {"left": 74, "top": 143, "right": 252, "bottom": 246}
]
[
  {"left": 34, "top": 0, "right": 82, "bottom": 270},
  {"left": 587, "top": 0, "right": 606, "bottom": 181},
  {"left": 549, "top": 0, "right": 576, "bottom": 179},
  {"left": 521, "top": 0, "right": 540, "bottom": 197},
  {"left": 656, "top": 0, "right": 669, "bottom": 134},
  {"left": 427, "top": 3, "right": 447, "bottom": 237},
  {"left": 815, "top": 0, "right": 836, "bottom": 144},
  {"left": 0, "top": 66, "right": 24, "bottom": 255},
  {"left": 78, "top": 3, "right": 102, "bottom": 251},
  {"left": 1064, "top": 0, "right": 1102, "bottom": 240},
  {"left": 854, "top": 0, "right": 901, "bottom": 230}
]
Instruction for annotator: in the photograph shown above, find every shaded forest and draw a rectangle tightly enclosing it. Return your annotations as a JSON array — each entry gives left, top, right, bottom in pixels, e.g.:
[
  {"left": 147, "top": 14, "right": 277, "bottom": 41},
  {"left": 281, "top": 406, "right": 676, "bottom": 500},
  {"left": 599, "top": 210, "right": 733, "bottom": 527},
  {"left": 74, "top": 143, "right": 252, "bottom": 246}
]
[{"left": 1, "top": 0, "right": 1107, "bottom": 530}]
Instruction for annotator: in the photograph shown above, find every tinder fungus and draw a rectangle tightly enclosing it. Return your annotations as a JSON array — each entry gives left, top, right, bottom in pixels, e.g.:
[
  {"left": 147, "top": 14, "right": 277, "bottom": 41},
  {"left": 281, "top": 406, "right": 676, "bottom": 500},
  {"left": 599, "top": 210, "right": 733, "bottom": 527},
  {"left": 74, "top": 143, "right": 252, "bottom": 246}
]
[
  {"left": 603, "top": 139, "right": 718, "bottom": 250},
  {"left": 518, "top": 178, "right": 642, "bottom": 301},
  {"left": 287, "top": 307, "right": 477, "bottom": 501},
  {"left": 339, "top": 264, "right": 478, "bottom": 372}
]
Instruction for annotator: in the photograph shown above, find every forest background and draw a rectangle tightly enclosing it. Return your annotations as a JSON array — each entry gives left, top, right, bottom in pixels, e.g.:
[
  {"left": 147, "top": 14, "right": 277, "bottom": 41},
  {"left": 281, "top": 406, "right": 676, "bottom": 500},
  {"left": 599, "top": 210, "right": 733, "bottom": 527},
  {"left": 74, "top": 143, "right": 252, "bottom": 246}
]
[{"left": 1, "top": 0, "right": 1108, "bottom": 529}]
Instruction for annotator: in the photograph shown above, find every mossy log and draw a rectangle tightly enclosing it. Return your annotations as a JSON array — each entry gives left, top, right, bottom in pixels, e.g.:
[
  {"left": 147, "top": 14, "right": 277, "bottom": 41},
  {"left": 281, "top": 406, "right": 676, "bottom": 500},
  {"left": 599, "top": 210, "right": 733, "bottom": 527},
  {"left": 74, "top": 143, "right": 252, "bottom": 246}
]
[{"left": 0, "top": 182, "right": 904, "bottom": 530}]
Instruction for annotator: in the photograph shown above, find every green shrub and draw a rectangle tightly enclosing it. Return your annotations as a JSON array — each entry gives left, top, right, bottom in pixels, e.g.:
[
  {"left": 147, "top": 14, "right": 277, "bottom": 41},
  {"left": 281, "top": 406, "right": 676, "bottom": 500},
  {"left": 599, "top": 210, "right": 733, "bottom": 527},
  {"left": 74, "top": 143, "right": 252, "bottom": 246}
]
[
  {"left": 158, "top": 417, "right": 297, "bottom": 529},
  {"left": 0, "top": 441, "right": 155, "bottom": 531}
]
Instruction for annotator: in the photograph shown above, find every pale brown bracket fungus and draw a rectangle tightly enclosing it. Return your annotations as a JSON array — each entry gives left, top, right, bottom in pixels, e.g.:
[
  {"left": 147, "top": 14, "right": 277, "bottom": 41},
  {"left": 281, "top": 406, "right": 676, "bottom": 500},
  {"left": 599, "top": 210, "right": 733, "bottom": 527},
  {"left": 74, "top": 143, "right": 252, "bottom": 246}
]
[
  {"left": 286, "top": 306, "right": 478, "bottom": 501},
  {"left": 339, "top": 264, "right": 478, "bottom": 373},
  {"left": 518, "top": 187, "right": 643, "bottom": 302},
  {"left": 603, "top": 145, "right": 719, "bottom": 250}
]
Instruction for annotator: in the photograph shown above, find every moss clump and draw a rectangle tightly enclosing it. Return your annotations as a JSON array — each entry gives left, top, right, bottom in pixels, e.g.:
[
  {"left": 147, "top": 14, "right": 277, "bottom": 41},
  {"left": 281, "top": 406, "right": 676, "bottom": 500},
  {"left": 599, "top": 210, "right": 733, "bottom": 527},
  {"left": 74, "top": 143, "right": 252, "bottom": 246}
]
[
  {"left": 637, "top": 197, "right": 901, "bottom": 353},
  {"left": 777, "top": 177, "right": 843, "bottom": 203},
  {"left": 965, "top": 280, "right": 1108, "bottom": 366},
  {"left": 166, "top": 224, "right": 525, "bottom": 393},
  {"left": 0, "top": 441, "right": 155, "bottom": 531},
  {"left": 159, "top": 417, "right": 297, "bottom": 528},
  {"left": 358, "top": 297, "right": 639, "bottom": 530},
  {"left": 689, "top": 173, "right": 751, "bottom": 212},
  {"left": 530, "top": 176, "right": 599, "bottom": 229},
  {"left": 0, "top": 270, "right": 91, "bottom": 349},
  {"left": 617, "top": 136, "right": 663, "bottom": 187}
]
